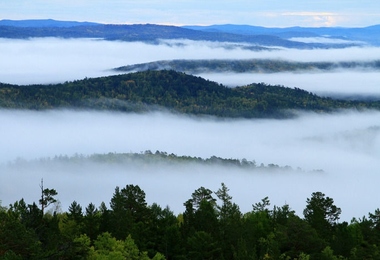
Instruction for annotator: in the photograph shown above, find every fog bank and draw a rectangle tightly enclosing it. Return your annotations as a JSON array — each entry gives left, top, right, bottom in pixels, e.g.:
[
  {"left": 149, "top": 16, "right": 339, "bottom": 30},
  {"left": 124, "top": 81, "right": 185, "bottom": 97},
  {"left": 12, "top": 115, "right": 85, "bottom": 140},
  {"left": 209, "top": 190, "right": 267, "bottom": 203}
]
[
  {"left": 198, "top": 71, "right": 380, "bottom": 98},
  {"left": 1, "top": 38, "right": 380, "bottom": 86},
  {"left": 1, "top": 109, "right": 379, "bottom": 221},
  {"left": 1, "top": 37, "right": 380, "bottom": 221}
]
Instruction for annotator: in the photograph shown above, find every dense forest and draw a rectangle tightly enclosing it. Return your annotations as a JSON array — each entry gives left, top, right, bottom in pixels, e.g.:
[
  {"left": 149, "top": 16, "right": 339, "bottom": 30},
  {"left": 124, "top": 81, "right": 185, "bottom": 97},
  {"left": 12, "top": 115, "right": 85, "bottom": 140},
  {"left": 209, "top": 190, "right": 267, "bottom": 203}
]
[
  {"left": 1, "top": 182, "right": 380, "bottom": 259},
  {"left": 1, "top": 70, "right": 379, "bottom": 118},
  {"left": 115, "top": 59, "right": 380, "bottom": 74}
]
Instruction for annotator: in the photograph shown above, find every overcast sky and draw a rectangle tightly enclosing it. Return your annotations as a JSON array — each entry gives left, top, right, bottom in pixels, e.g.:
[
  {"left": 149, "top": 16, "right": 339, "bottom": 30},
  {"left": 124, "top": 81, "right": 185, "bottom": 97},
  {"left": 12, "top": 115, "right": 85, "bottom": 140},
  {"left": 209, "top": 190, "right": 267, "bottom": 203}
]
[{"left": 1, "top": 0, "right": 380, "bottom": 27}]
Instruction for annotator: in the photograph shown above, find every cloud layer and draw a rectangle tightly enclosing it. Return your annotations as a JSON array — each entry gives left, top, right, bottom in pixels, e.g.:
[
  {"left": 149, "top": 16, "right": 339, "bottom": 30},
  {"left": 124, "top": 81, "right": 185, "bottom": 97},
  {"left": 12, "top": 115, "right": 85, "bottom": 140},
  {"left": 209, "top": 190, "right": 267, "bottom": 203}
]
[
  {"left": 1, "top": 38, "right": 380, "bottom": 221},
  {"left": 1, "top": 109, "right": 379, "bottom": 221},
  {"left": 198, "top": 71, "right": 380, "bottom": 98},
  {"left": 1, "top": 38, "right": 379, "bottom": 99}
]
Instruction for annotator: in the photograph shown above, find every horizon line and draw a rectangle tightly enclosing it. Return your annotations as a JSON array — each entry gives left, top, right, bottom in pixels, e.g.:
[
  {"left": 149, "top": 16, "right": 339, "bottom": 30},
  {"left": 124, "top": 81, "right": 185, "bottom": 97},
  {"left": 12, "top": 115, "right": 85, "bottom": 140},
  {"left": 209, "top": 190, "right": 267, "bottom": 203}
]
[{"left": 0, "top": 18, "right": 379, "bottom": 29}]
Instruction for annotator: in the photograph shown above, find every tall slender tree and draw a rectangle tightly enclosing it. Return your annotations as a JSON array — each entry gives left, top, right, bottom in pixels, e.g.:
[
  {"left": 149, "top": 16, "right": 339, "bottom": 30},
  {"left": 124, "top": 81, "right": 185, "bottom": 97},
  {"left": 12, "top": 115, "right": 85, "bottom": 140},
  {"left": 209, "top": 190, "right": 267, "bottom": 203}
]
[{"left": 39, "top": 179, "right": 58, "bottom": 215}]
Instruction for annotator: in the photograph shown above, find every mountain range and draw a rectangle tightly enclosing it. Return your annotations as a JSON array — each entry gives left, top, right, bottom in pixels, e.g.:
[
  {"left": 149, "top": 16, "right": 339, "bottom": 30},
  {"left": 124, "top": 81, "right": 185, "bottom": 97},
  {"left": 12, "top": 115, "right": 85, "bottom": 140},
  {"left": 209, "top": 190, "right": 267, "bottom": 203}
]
[
  {"left": 1, "top": 19, "right": 379, "bottom": 48},
  {"left": 183, "top": 24, "right": 380, "bottom": 46}
]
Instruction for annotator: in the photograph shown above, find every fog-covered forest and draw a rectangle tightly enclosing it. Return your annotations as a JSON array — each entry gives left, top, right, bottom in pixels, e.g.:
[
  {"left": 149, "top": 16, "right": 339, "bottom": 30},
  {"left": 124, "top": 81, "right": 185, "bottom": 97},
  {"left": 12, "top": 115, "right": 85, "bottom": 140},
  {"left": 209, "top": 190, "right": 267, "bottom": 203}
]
[{"left": 1, "top": 17, "right": 380, "bottom": 259}]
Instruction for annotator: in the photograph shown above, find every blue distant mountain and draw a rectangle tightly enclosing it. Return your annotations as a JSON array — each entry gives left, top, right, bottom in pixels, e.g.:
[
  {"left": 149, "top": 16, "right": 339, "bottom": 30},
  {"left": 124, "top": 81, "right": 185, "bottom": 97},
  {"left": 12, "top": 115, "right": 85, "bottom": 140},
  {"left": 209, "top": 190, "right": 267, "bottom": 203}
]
[
  {"left": 0, "top": 19, "right": 100, "bottom": 27},
  {"left": 0, "top": 20, "right": 315, "bottom": 49},
  {"left": 0, "top": 19, "right": 379, "bottom": 47},
  {"left": 183, "top": 24, "right": 380, "bottom": 46}
]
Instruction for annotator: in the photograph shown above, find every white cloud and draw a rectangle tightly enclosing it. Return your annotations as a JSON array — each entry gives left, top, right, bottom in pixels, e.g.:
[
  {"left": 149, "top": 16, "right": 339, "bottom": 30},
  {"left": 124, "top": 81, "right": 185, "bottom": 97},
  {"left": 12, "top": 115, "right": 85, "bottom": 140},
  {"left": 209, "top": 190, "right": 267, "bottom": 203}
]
[
  {"left": 0, "top": 110, "right": 379, "bottom": 220},
  {"left": 1, "top": 38, "right": 380, "bottom": 221},
  {"left": 198, "top": 71, "right": 380, "bottom": 98},
  {"left": 1, "top": 38, "right": 380, "bottom": 86},
  {"left": 281, "top": 11, "right": 341, "bottom": 27},
  {"left": 0, "top": 38, "right": 265, "bottom": 85},
  {"left": 289, "top": 37, "right": 366, "bottom": 45}
]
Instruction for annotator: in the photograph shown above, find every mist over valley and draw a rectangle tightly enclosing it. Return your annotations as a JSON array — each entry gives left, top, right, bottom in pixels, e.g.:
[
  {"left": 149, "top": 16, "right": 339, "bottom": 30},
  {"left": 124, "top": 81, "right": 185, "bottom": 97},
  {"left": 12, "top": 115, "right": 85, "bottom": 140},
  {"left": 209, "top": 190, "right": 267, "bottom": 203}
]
[
  {"left": 1, "top": 37, "right": 379, "bottom": 100},
  {"left": 1, "top": 109, "right": 379, "bottom": 221},
  {"left": 1, "top": 28, "right": 380, "bottom": 223},
  {"left": 1, "top": 10, "right": 380, "bottom": 257}
]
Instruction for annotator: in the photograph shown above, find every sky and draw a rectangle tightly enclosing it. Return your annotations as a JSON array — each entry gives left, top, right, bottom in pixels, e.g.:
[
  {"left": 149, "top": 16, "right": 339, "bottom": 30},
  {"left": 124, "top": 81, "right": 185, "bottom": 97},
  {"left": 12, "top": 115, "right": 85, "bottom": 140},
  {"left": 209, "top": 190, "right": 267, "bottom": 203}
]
[{"left": 1, "top": 0, "right": 380, "bottom": 27}]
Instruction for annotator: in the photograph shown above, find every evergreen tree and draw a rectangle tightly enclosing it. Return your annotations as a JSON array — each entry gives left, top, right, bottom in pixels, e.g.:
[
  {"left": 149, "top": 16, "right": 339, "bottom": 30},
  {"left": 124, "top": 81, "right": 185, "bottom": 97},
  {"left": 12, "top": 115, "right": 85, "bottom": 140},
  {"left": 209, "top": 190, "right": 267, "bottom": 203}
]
[{"left": 303, "top": 192, "right": 341, "bottom": 240}]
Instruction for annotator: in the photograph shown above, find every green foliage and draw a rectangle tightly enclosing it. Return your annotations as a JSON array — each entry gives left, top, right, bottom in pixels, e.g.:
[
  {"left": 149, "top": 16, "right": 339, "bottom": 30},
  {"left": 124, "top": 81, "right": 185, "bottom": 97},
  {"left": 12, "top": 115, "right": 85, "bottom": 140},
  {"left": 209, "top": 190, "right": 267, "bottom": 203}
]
[
  {"left": 320, "top": 246, "right": 344, "bottom": 260},
  {"left": 88, "top": 233, "right": 150, "bottom": 260},
  {"left": 1, "top": 70, "right": 379, "bottom": 119},
  {"left": 2, "top": 185, "right": 380, "bottom": 259},
  {"left": 0, "top": 210, "right": 41, "bottom": 258},
  {"left": 303, "top": 192, "right": 342, "bottom": 240},
  {"left": 187, "top": 231, "right": 221, "bottom": 260}
]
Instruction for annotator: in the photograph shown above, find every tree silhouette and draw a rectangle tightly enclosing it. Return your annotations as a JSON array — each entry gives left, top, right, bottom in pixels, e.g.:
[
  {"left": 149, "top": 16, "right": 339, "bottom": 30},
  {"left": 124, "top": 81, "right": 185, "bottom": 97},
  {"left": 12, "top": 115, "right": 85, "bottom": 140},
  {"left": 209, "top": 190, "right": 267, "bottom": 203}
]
[{"left": 38, "top": 179, "right": 58, "bottom": 215}]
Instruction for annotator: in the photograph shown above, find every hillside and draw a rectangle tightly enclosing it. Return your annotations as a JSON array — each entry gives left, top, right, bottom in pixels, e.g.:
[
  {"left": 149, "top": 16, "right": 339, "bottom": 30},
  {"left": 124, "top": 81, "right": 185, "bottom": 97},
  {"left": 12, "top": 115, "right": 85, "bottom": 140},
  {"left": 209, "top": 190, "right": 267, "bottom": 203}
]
[
  {"left": 1, "top": 70, "right": 379, "bottom": 118},
  {"left": 115, "top": 59, "right": 380, "bottom": 74}
]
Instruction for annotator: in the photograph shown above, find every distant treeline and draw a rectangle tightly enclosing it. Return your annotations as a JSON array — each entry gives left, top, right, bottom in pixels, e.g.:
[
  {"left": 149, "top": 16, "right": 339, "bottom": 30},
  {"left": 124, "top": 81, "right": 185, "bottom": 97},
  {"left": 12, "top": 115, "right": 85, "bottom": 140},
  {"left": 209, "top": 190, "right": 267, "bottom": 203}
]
[
  {"left": 8, "top": 150, "right": 306, "bottom": 172},
  {"left": 1, "top": 70, "right": 380, "bottom": 118},
  {"left": 1, "top": 182, "right": 380, "bottom": 259},
  {"left": 115, "top": 59, "right": 380, "bottom": 74}
]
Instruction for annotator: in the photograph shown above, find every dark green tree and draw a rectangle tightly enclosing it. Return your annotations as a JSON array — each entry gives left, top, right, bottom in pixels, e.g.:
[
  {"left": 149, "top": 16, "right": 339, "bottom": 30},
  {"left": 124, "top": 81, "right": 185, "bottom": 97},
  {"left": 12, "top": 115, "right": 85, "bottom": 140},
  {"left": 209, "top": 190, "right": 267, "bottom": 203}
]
[
  {"left": 0, "top": 208, "right": 41, "bottom": 258},
  {"left": 282, "top": 214, "right": 325, "bottom": 258},
  {"left": 68, "top": 201, "right": 83, "bottom": 222},
  {"left": 148, "top": 203, "right": 182, "bottom": 259},
  {"left": 187, "top": 231, "right": 221, "bottom": 260},
  {"left": 191, "top": 186, "right": 216, "bottom": 209},
  {"left": 215, "top": 183, "right": 242, "bottom": 259},
  {"left": 61, "top": 201, "right": 84, "bottom": 240},
  {"left": 83, "top": 202, "right": 101, "bottom": 242},
  {"left": 109, "top": 184, "right": 151, "bottom": 251},
  {"left": 303, "top": 192, "right": 341, "bottom": 240}
]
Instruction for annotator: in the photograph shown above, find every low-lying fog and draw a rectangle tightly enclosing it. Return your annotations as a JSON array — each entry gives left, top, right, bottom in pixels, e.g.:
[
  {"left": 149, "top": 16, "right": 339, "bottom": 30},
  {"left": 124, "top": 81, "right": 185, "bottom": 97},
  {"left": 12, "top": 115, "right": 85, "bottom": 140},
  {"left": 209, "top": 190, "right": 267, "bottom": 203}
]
[
  {"left": 1, "top": 109, "right": 379, "bottom": 221},
  {"left": 0, "top": 38, "right": 379, "bottom": 99},
  {"left": 198, "top": 71, "right": 380, "bottom": 99},
  {"left": 1, "top": 37, "right": 379, "bottom": 221}
]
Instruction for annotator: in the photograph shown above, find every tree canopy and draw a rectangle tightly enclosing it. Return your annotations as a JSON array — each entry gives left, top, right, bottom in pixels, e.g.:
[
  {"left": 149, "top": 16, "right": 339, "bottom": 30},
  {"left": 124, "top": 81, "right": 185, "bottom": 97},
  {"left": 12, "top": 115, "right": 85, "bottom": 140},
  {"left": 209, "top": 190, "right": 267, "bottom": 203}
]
[
  {"left": 1, "top": 70, "right": 379, "bottom": 118},
  {"left": 1, "top": 183, "right": 380, "bottom": 259}
]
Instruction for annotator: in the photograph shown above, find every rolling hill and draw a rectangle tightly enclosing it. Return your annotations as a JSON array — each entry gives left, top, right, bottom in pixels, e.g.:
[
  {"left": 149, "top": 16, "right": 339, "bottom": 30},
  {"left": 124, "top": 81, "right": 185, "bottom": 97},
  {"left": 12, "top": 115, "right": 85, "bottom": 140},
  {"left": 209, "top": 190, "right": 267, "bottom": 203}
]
[{"left": 1, "top": 70, "right": 379, "bottom": 118}]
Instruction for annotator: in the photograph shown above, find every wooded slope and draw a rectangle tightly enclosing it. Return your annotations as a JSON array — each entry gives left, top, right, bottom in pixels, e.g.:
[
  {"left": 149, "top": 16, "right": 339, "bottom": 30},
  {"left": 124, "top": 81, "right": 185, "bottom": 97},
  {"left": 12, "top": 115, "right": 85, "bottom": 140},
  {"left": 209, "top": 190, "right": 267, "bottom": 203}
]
[{"left": 1, "top": 70, "right": 378, "bottom": 118}]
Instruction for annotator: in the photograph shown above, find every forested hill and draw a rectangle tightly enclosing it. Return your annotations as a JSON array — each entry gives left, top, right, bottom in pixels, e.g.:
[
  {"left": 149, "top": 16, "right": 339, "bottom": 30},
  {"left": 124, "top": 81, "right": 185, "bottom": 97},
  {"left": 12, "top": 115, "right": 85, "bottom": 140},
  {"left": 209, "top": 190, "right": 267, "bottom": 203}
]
[
  {"left": 115, "top": 59, "right": 380, "bottom": 74},
  {"left": 0, "top": 70, "right": 379, "bottom": 118}
]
